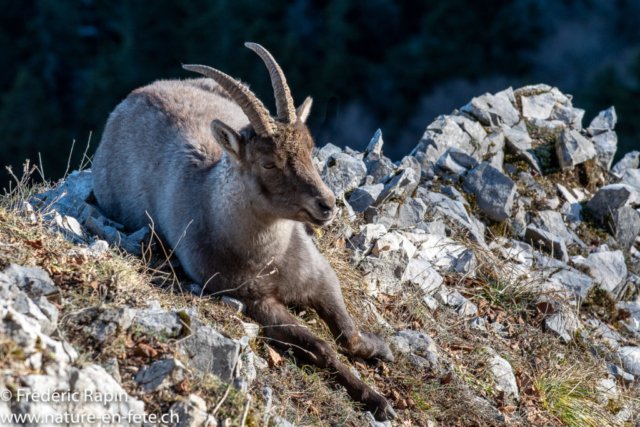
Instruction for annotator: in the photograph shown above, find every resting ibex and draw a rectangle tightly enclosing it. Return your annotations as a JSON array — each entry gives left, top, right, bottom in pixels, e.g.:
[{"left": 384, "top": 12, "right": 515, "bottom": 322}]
[{"left": 93, "top": 43, "right": 395, "bottom": 420}]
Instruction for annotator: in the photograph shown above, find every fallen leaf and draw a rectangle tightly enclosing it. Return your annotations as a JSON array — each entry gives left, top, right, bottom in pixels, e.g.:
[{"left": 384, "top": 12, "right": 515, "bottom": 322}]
[
  {"left": 441, "top": 372, "right": 454, "bottom": 385},
  {"left": 397, "top": 399, "right": 408, "bottom": 409},
  {"left": 175, "top": 379, "right": 190, "bottom": 394},
  {"left": 266, "top": 345, "right": 283, "bottom": 368},
  {"left": 25, "top": 240, "right": 43, "bottom": 249},
  {"left": 134, "top": 343, "right": 158, "bottom": 358},
  {"left": 334, "top": 238, "right": 346, "bottom": 249}
]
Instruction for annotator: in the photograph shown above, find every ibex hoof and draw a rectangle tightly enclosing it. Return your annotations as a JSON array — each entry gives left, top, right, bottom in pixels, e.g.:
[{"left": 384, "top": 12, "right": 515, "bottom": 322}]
[
  {"left": 366, "top": 394, "right": 397, "bottom": 421},
  {"left": 359, "top": 332, "right": 394, "bottom": 362}
]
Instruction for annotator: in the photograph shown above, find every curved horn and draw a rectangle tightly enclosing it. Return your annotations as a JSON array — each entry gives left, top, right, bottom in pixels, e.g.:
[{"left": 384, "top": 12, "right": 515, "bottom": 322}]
[
  {"left": 182, "top": 64, "right": 277, "bottom": 136},
  {"left": 245, "top": 42, "right": 297, "bottom": 124}
]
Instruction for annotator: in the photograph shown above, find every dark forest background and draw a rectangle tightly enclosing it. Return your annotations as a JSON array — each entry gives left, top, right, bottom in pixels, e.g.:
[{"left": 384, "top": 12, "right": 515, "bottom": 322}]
[{"left": 1, "top": 0, "right": 640, "bottom": 188}]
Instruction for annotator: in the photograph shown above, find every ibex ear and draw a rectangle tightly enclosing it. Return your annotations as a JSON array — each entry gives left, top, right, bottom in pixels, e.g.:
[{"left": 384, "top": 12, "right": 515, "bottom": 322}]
[
  {"left": 296, "top": 97, "right": 313, "bottom": 123},
  {"left": 211, "top": 120, "right": 244, "bottom": 160}
]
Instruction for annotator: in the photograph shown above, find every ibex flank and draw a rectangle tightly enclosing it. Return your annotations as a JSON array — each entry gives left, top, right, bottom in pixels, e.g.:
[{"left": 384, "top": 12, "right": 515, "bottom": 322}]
[{"left": 92, "top": 43, "right": 396, "bottom": 420}]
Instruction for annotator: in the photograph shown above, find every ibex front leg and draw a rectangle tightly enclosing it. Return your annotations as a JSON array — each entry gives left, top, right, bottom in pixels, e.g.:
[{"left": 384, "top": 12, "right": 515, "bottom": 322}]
[
  {"left": 246, "top": 298, "right": 396, "bottom": 421},
  {"left": 311, "top": 274, "right": 394, "bottom": 362}
]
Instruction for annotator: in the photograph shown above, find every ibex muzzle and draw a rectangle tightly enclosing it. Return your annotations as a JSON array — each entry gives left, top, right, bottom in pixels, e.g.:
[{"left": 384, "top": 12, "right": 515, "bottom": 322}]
[{"left": 92, "top": 43, "right": 395, "bottom": 421}]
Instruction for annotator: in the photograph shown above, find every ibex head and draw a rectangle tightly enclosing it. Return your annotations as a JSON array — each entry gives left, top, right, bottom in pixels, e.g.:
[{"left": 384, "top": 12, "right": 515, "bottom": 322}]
[{"left": 183, "top": 43, "right": 336, "bottom": 226}]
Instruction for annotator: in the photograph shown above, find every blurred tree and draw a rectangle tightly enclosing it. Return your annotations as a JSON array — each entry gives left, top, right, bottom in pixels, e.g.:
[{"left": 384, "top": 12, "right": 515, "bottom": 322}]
[{"left": 1, "top": 0, "right": 636, "bottom": 186}]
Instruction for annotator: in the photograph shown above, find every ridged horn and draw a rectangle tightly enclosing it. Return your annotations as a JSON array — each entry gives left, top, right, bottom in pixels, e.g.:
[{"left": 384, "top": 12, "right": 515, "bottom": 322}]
[
  {"left": 245, "top": 42, "right": 297, "bottom": 124},
  {"left": 182, "top": 64, "right": 277, "bottom": 136}
]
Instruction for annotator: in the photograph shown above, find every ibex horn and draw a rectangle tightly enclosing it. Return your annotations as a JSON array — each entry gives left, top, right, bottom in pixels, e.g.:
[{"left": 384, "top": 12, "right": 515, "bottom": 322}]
[
  {"left": 245, "top": 42, "right": 297, "bottom": 124},
  {"left": 182, "top": 64, "right": 277, "bottom": 136}
]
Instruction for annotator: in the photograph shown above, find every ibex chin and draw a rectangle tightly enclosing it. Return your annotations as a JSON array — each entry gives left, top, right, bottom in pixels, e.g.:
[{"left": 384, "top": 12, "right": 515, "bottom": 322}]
[{"left": 92, "top": 43, "right": 395, "bottom": 420}]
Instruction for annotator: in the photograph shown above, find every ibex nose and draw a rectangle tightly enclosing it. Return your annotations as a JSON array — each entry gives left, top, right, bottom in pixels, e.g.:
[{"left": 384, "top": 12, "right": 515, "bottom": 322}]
[{"left": 317, "top": 198, "right": 336, "bottom": 213}]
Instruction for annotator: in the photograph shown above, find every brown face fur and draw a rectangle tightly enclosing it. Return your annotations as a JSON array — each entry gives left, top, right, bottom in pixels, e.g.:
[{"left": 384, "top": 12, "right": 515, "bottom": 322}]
[{"left": 238, "top": 120, "right": 337, "bottom": 226}]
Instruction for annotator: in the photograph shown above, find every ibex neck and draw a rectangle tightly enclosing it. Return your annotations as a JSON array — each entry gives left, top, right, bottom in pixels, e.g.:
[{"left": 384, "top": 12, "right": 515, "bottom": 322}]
[{"left": 206, "top": 155, "right": 295, "bottom": 255}]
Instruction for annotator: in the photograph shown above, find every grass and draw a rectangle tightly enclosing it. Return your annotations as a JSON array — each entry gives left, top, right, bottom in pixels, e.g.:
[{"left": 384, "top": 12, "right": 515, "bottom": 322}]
[
  {"left": 534, "top": 363, "right": 619, "bottom": 427},
  {"left": 1, "top": 162, "right": 639, "bottom": 426}
]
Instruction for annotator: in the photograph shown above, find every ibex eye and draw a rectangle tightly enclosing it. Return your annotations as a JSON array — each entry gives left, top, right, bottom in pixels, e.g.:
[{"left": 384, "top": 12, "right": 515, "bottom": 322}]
[{"left": 262, "top": 163, "right": 275, "bottom": 169}]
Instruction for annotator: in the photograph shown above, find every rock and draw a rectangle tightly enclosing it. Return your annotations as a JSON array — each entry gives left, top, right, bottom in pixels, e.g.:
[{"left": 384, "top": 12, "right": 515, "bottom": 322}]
[
  {"left": 463, "top": 162, "right": 516, "bottom": 222},
  {"left": 136, "top": 358, "right": 190, "bottom": 392},
  {"left": 242, "top": 322, "right": 260, "bottom": 340},
  {"left": 455, "top": 250, "right": 478, "bottom": 275},
  {"left": 607, "top": 363, "right": 634, "bottom": 386},
  {"left": 549, "top": 103, "right": 585, "bottom": 129},
  {"left": 395, "top": 197, "right": 427, "bottom": 228},
  {"left": 134, "top": 307, "right": 184, "bottom": 337},
  {"left": 521, "top": 92, "right": 558, "bottom": 120},
  {"left": 618, "top": 346, "right": 640, "bottom": 376},
  {"left": 412, "top": 116, "right": 477, "bottom": 163},
  {"left": 14, "top": 363, "right": 144, "bottom": 427},
  {"left": 393, "top": 330, "right": 439, "bottom": 356},
  {"left": 592, "top": 130, "right": 617, "bottom": 171},
  {"left": 221, "top": 296, "right": 245, "bottom": 314},
  {"left": 361, "top": 243, "right": 412, "bottom": 295},
  {"left": 400, "top": 155, "right": 422, "bottom": 177},
  {"left": 546, "top": 267, "right": 594, "bottom": 302},
  {"left": 366, "top": 158, "right": 395, "bottom": 184},
  {"left": 556, "top": 129, "right": 597, "bottom": 171},
  {"left": 460, "top": 88, "right": 520, "bottom": 127},
  {"left": 72, "top": 239, "right": 109, "bottom": 257},
  {"left": 545, "top": 197, "right": 560, "bottom": 210},
  {"left": 417, "top": 189, "right": 486, "bottom": 245},
  {"left": 315, "top": 142, "right": 342, "bottom": 166},
  {"left": 373, "top": 168, "right": 419, "bottom": 207},
  {"left": 450, "top": 114, "right": 487, "bottom": 144},
  {"left": 272, "top": 416, "right": 298, "bottom": 427},
  {"left": 545, "top": 308, "right": 581, "bottom": 343},
  {"left": 477, "top": 130, "right": 506, "bottom": 171},
  {"left": 616, "top": 301, "right": 640, "bottom": 339},
  {"left": 3, "top": 264, "right": 59, "bottom": 299},
  {"left": 501, "top": 121, "right": 542, "bottom": 174},
  {"left": 415, "top": 234, "right": 469, "bottom": 270},
  {"left": 422, "top": 295, "right": 439, "bottom": 310},
  {"left": 348, "top": 184, "right": 384, "bottom": 213},
  {"left": 470, "top": 317, "right": 487, "bottom": 331},
  {"left": 31, "top": 170, "right": 94, "bottom": 219},
  {"left": 456, "top": 299, "right": 479, "bottom": 316},
  {"left": 588, "top": 106, "right": 617, "bottom": 134},
  {"left": 351, "top": 224, "right": 388, "bottom": 253},
  {"left": 621, "top": 168, "right": 640, "bottom": 192},
  {"left": 414, "top": 151, "right": 438, "bottom": 180},
  {"left": 179, "top": 325, "right": 240, "bottom": 381},
  {"left": 436, "top": 147, "right": 479, "bottom": 175},
  {"left": 610, "top": 207, "right": 640, "bottom": 252},
  {"left": 168, "top": 394, "right": 212, "bottom": 427},
  {"left": 434, "top": 288, "right": 477, "bottom": 316},
  {"left": 479, "top": 347, "right": 519, "bottom": 398},
  {"left": 53, "top": 212, "right": 85, "bottom": 242},
  {"left": 587, "top": 184, "right": 640, "bottom": 220},
  {"left": 531, "top": 210, "right": 584, "bottom": 248},
  {"left": 416, "top": 220, "right": 447, "bottom": 236},
  {"left": 402, "top": 258, "right": 443, "bottom": 295},
  {"left": 525, "top": 225, "right": 569, "bottom": 262},
  {"left": 364, "top": 203, "right": 399, "bottom": 229},
  {"left": 611, "top": 150, "right": 639, "bottom": 176},
  {"left": 122, "top": 226, "right": 151, "bottom": 256},
  {"left": 85, "top": 307, "right": 136, "bottom": 343},
  {"left": 584, "top": 318, "right": 622, "bottom": 350},
  {"left": 571, "top": 250, "right": 627, "bottom": 293},
  {"left": 321, "top": 153, "right": 367, "bottom": 198},
  {"left": 363, "top": 129, "right": 384, "bottom": 162}
]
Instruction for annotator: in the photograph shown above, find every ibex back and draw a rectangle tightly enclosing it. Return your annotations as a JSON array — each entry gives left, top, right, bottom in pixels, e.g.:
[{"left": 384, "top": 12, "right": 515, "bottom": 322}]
[{"left": 92, "top": 43, "right": 395, "bottom": 420}]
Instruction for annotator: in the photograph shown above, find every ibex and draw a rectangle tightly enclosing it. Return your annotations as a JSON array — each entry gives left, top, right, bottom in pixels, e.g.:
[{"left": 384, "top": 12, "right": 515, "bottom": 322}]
[{"left": 92, "top": 43, "right": 396, "bottom": 420}]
